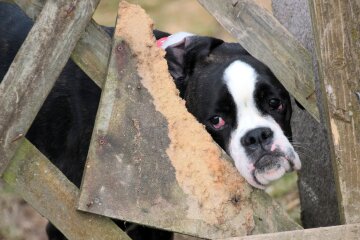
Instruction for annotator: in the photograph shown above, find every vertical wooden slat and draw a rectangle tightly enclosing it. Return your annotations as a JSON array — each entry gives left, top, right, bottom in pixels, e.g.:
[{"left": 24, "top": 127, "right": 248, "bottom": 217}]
[
  {"left": 308, "top": 0, "right": 360, "bottom": 224},
  {"left": 272, "top": 0, "right": 341, "bottom": 228},
  {"left": 0, "top": 0, "right": 102, "bottom": 174}
]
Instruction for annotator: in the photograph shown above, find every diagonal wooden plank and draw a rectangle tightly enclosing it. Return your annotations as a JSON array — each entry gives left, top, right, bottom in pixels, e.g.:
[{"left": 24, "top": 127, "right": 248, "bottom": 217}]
[
  {"left": 0, "top": 0, "right": 102, "bottom": 174},
  {"left": 223, "top": 223, "right": 360, "bottom": 240},
  {"left": 197, "top": 0, "right": 320, "bottom": 122},
  {"left": 2, "top": 140, "right": 130, "bottom": 240},
  {"left": 308, "top": 0, "right": 360, "bottom": 224}
]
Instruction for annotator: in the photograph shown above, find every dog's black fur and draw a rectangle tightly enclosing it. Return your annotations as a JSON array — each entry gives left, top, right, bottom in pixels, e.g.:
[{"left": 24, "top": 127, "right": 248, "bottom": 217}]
[{"left": 0, "top": 3, "right": 297, "bottom": 239}]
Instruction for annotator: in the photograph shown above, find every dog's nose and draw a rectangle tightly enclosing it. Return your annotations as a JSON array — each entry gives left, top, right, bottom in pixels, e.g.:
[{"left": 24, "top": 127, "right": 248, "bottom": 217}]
[{"left": 241, "top": 127, "right": 273, "bottom": 149}]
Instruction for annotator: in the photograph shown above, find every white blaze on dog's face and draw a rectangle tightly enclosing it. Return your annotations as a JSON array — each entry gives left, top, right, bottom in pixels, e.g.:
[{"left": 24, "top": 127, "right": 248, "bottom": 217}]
[
  {"left": 223, "top": 61, "right": 301, "bottom": 189},
  {"left": 163, "top": 35, "right": 301, "bottom": 189}
]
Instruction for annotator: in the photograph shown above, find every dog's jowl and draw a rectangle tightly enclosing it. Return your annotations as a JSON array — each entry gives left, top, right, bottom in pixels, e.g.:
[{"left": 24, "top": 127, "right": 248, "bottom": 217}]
[{"left": 0, "top": 3, "right": 301, "bottom": 240}]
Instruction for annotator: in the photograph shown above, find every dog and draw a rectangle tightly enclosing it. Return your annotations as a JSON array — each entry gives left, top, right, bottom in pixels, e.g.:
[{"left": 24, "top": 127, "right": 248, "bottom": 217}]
[
  {"left": 0, "top": 3, "right": 300, "bottom": 240},
  {"left": 159, "top": 32, "right": 301, "bottom": 189}
]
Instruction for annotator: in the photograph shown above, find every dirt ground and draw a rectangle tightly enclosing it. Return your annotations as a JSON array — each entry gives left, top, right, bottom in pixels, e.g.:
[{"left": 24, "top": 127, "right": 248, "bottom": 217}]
[
  {"left": 0, "top": 180, "right": 48, "bottom": 240},
  {"left": 0, "top": 0, "right": 300, "bottom": 239}
]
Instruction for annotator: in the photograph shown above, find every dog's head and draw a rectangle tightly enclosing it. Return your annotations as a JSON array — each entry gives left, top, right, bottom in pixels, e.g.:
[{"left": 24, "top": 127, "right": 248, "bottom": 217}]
[{"left": 161, "top": 33, "right": 301, "bottom": 189}]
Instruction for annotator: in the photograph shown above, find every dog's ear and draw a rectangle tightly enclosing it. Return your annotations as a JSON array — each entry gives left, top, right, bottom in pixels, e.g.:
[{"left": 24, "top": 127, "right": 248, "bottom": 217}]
[{"left": 164, "top": 36, "right": 223, "bottom": 97}]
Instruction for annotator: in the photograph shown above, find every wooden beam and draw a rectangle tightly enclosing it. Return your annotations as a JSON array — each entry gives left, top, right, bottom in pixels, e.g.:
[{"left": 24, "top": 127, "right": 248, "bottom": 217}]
[
  {"left": 223, "top": 223, "right": 360, "bottom": 240},
  {"left": 2, "top": 140, "right": 130, "bottom": 240},
  {"left": 3, "top": 0, "right": 111, "bottom": 87},
  {"left": 197, "top": 0, "right": 320, "bottom": 121},
  {"left": 71, "top": 19, "right": 111, "bottom": 87},
  {"left": 0, "top": 0, "right": 102, "bottom": 174},
  {"left": 308, "top": 0, "right": 360, "bottom": 224}
]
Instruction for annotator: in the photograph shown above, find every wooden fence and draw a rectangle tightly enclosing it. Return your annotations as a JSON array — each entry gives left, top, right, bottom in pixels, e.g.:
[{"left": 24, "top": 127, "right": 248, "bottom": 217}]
[{"left": 0, "top": 0, "right": 359, "bottom": 239}]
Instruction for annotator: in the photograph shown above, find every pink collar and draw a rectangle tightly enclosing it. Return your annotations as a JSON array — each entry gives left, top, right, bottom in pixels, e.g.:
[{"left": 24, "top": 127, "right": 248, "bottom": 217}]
[
  {"left": 156, "top": 32, "right": 194, "bottom": 49},
  {"left": 156, "top": 37, "right": 169, "bottom": 48}
]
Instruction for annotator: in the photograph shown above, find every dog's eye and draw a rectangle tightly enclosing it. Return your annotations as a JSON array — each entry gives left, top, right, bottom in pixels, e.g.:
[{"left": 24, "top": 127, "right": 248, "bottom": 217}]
[
  {"left": 209, "top": 116, "right": 226, "bottom": 129},
  {"left": 268, "top": 98, "right": 283, "bottom": 111}
]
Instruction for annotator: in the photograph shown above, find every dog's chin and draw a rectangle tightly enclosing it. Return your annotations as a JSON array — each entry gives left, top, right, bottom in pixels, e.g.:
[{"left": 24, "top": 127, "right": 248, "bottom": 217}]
[
  {"left": 232, "top": 146, "right": 301, "bottom": 189},
  {"left": 245, "top": 156, "right": 293, "bottom": 189}
]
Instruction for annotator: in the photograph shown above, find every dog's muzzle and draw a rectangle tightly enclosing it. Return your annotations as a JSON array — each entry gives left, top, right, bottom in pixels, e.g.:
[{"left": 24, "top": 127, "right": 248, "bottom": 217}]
[{"left": 232, "top": 126, "right": 301, "bottom": 189}]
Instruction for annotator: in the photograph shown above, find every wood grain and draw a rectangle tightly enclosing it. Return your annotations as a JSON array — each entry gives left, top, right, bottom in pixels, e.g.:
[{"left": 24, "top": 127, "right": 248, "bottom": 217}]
[
  {"left": 308, "top": 0, "right": 360, "bottom": 224},
  {"left": 224, "top": 223, "right": 360, "bottom": 240}
]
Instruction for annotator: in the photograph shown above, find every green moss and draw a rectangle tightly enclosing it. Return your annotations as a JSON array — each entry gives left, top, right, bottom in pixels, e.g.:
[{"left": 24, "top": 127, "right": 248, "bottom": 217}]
[{"left": 351, "top": 28, "right": 359, "bottom": 42}]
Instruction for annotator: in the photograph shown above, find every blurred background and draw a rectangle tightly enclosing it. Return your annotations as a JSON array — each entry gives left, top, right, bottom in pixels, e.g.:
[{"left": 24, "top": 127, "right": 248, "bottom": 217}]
[
  {"left": 93, "top": 0, "right": 233, "bottom": 40},
  {"left": 0, "top": 0, "right": 299, "bottom": 239}
]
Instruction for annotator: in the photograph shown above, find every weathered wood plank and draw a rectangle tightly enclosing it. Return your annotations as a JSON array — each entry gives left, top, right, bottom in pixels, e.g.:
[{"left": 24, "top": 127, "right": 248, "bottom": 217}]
[
  {"left": 78, "top": 2, "right": 300, "bottom": 239},
  {"left": 271, "top": 0, "right": 341, "bottom": 228},
  {"left": 3, "top": 0, "right": 111, "bottom": 87},
  {"left": 0, "top": 0, "right": 102, "bottom": 174},
  {"left": 308, "top": 0, "right": 360, "bottom": 224},
  {"left": 253, "top": 0, "right": 272, "bottom": 13},
  {"left": 197, "top": 0, "right": 320, "bottom": 121},
  {"left": 224, "top": 223, "right": 360, "bottom": 240},
  {"left": 71, "top": 19, "right": 111, "bottom": 87},
  {"left": 2, "top": 140, "right": 130, "bottom": 240}
]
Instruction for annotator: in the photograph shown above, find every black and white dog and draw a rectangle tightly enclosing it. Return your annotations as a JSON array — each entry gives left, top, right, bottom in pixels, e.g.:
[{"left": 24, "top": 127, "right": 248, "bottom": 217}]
[
  {"left": 0, "top": 3, "right": 300, "bottom": 240},
  {"left": 159, "top": 32, "right": 301, "bottom": 189}
]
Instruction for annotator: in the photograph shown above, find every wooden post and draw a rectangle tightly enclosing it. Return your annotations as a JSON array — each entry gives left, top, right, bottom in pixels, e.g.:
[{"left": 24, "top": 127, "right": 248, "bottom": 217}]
[
  {"left": 308, "top": 0, "right": 360, "bottom": 224},
  {"left": 197, "top": 0, "right": 320, "bottom": 121},
  {"left": 0, "top": 0, "right": 102, "bottom": 174},
  {"left": 2, "top": 140, "right": 130, "bottom": 240}
]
